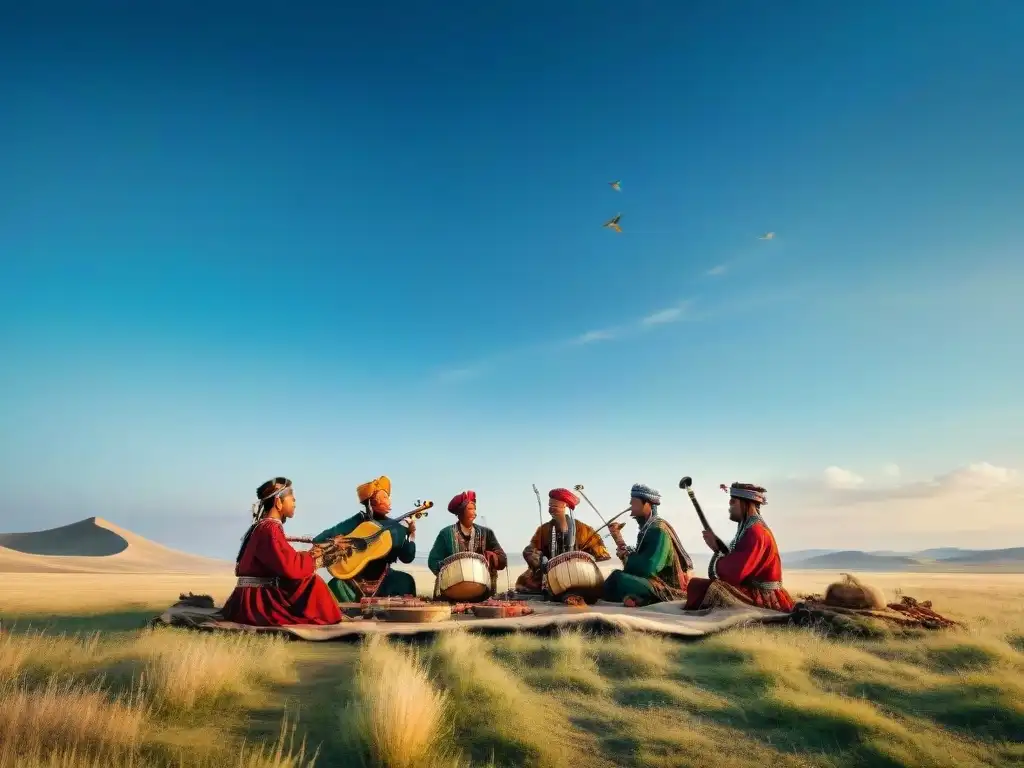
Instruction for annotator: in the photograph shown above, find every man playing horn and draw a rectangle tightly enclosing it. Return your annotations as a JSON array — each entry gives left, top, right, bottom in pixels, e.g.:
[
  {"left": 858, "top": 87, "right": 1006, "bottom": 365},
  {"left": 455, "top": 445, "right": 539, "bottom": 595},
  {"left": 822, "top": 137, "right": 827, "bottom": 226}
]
[
  {"left": 428, "top": 490, "right": 508, "bottom": 597},
  {"left": 684, "top": 482, "right": 794, "bottom": 612},
  {"left": 222, "top": 477, "right": 344, "bottom": 626},
  {"left": 312, "top": 475, "right": 418, "bottom": 602},
  {"left": 514, "top": 487, "right": 610, "bottom": 602},
  {"left": 602, "top": 483, "right": 694, "bottom": 607}
]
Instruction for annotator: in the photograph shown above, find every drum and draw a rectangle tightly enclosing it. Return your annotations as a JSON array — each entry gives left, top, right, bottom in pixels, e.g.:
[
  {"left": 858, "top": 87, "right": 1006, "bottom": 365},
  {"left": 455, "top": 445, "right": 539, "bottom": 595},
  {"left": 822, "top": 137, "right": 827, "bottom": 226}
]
[
  {"left": 546, "top": 551, "right": 604, "bottom": 598},
  {"left": 436, "top": 552, "right": 492, "bottom": 602}
]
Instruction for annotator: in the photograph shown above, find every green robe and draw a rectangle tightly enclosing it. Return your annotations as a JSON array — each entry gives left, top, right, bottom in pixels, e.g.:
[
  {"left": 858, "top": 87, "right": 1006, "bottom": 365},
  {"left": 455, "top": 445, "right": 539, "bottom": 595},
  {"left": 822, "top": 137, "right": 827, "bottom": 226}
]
[
  {"left": 313, "top": 513, "right": 418, "bottom": 601},
  {"left": 602, "top": 515, "right": 693, "bottom": 604},
  {"left": 427, "top": 523, "right": 507, "bottom": 599}
]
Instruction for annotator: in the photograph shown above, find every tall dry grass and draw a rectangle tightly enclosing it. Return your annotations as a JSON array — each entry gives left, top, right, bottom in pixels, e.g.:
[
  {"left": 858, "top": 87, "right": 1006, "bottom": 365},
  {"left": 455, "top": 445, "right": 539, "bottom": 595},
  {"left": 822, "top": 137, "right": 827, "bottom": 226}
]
[
  {"left": 3, "top": 571, "right": 1024, "bottom": 767},
  {"left": 339, "top": 635, "right": 455, "bottom": 768},
  {"left": 132, "top": 628, "right": 296, "bottom": 711}
]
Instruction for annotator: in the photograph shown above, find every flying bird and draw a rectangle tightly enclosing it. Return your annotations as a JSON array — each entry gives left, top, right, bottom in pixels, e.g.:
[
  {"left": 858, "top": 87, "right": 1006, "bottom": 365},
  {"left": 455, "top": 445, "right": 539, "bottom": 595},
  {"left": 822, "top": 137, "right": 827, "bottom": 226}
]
[
  {"left": 609, "top": 180, "right": 621, "bottom": 192},
  {"left": 758, "top": 232, "right": 775, "bottom": 240},
  {"left": 603, "top": 213, "right": 622, "bottom": 233}
]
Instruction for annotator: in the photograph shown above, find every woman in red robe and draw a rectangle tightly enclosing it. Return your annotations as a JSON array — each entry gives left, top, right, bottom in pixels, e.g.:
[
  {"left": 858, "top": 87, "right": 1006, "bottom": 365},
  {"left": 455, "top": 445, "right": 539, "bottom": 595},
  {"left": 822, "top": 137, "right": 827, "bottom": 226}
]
[
  {"left": 684, "top": 482, "right": 794, "bottom": 613},
  {"left": 221, "top": 477, "right": 344, "bottom": 626}
]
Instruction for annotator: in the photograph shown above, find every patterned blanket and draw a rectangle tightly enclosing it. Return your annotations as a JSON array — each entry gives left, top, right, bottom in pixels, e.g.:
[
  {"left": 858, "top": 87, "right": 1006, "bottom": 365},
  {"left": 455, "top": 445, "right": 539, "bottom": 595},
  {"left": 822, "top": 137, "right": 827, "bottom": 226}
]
[{"left": 150, "top": 597, "right": 790, "bottom": 641}]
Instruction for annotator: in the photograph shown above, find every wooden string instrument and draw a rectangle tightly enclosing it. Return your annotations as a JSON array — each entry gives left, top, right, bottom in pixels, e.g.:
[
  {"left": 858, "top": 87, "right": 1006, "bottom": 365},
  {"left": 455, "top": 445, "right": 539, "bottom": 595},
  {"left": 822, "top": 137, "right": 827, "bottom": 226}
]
[{"left": 288, "top": 500, "right": 433, "bottom": 580}]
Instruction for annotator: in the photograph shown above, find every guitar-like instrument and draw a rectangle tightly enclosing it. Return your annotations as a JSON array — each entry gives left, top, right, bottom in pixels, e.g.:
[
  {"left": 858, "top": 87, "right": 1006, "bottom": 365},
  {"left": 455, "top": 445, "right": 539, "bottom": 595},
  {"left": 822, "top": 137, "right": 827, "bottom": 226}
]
[{"left": 288, "top": 500, "right": 433, "bottom": 580}]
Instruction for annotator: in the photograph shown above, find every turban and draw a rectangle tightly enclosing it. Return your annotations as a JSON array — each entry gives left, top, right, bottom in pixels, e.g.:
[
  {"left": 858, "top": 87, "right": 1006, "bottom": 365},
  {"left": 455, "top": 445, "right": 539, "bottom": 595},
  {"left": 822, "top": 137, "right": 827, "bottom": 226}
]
[
  {"left": 447, "top": 490, "right": 477, "bottom": 514},
  {"left": 548, "top": 488, "right": 579, "bottom": 509},
  {"left": 722, "top": 482, "right": 767, "bottom": 505},
  {"left": 357, "top": 476, "right": 392, "bottom": 503},
  {"left": 630, "top": 483, "right": 662, "bottom": 506}
]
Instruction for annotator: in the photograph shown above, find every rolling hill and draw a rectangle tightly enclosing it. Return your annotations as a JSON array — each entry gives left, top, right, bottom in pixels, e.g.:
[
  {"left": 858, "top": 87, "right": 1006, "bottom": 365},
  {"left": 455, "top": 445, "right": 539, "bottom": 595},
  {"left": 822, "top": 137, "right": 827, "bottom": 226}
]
[{"left": 0, "top": 517, "right": 232, "bottom": 574}]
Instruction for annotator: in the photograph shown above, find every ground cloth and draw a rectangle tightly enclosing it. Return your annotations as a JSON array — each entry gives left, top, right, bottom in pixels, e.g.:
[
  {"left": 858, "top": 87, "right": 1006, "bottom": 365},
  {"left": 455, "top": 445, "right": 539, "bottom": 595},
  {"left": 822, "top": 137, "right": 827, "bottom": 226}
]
[{"left": 150, "top": 599, "right": 790, "bottom": 641}]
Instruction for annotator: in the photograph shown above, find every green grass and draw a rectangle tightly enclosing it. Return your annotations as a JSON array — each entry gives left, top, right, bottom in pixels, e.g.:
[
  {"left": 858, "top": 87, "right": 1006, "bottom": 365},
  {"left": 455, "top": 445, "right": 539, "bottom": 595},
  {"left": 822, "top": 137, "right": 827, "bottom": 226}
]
[{"left": 3, "top": 577, "right": 1024, "bottom": 767}]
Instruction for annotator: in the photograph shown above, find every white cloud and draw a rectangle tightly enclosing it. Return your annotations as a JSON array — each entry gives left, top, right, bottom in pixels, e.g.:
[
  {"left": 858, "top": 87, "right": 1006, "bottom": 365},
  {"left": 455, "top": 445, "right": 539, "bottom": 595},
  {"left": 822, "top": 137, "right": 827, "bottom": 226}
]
[
  {"left": 938, "top": 461, "right": 1017, "bottom": 489},
  {"left": 823, "top": 466, "right": 865, "bottom": 489},
  {"left": 706, "top": 264, "right": 728, "bottom": 277},
  {"left": 770, "top": 461, "right": 1024, "bottom": 550},
  {"left": 882, "top": 463, "right": 901, "bottom": 478},
  {"left": 641, "top": 305, "right": 688, "bottom": 326},
  {"left": 572, "top": 329, "right": 618, "bottom": 345}
]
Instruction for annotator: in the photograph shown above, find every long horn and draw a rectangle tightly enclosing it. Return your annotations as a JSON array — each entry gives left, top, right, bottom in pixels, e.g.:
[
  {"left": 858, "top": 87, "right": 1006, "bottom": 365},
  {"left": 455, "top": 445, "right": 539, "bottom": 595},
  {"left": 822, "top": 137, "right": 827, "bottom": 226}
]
[{"left": 573, "top": 484, "right": 610, "bottom": 527}]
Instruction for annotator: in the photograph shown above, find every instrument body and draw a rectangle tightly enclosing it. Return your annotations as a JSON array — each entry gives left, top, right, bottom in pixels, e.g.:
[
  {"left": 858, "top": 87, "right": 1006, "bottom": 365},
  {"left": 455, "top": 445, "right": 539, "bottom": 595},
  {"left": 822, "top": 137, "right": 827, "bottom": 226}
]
[
  {"left": 546, "top": 551, "right": 604, "bottom": 598},
  {"left": 436, "top": 551, "right": 493, "bottom": 602},
  {"left": 324, "top": 502, "right": 433, "bottom": 580}
]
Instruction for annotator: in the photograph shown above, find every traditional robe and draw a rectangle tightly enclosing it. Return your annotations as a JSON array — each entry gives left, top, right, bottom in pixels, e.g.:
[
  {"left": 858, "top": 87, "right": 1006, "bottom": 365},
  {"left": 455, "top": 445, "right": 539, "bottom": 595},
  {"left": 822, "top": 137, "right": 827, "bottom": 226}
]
[
  {"left": 428, "top": 523, "right": 508, "bottom": 598},
  {"left": 313, "top": 513, "right": 417, "bottom": 601},
  {"left": 602, "top": 515, "right": 694, "bottom": 604},
  {"left": 221, "top": 518, "right": 343, "bottom": 626},
  {"left": 514, "top": 519, "right": 610, "bottom": 598},
  {"left": 684, "top": 513, "right": 794, "bottom": 612}
]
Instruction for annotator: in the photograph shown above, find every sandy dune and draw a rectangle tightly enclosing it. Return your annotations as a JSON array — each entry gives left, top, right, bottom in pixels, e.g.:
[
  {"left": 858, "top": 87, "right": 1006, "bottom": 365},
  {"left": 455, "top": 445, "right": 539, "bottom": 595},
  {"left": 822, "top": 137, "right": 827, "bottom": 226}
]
[{"left": 0, "top": 517, "right": 231, "bottom": 574}]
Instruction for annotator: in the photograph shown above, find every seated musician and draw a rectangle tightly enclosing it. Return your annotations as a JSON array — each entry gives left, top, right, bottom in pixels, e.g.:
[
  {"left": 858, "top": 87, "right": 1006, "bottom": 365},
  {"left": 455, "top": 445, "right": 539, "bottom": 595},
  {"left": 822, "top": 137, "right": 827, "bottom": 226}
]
[
  {"left": 684, "top": 483, "right": 794, "bottom": 612},
  {"left": 428, "top": 490, "right": 508, "bottom": 598},
  {"left": 312, "top": 475, "right": 418, "bottom": 602},
  {"left": 221, "top": 477, "right": 344, "bottom": 626},
  {"left": 514, "top": 487, "right": 610, "bottom": 603},
  {"left": 603, "top": 483, "right": 694, "bottom": 607}
]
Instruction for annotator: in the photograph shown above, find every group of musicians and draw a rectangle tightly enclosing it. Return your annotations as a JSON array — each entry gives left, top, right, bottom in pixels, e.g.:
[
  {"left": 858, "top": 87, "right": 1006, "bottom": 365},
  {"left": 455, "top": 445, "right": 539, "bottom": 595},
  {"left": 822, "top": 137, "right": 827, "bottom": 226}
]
[{"left": 221, "top": 475, "right": 795, "bottom": 627}]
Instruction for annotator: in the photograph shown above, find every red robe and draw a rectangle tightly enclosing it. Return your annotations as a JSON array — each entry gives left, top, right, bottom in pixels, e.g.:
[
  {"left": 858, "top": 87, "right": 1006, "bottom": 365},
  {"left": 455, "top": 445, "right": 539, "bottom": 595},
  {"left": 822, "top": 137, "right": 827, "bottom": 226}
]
[
  {"left": 685, "top": 517, "right": 794, "bottom": 612},
  {"left": 221, "top": 518, "right": 343, "bottom": 626}
]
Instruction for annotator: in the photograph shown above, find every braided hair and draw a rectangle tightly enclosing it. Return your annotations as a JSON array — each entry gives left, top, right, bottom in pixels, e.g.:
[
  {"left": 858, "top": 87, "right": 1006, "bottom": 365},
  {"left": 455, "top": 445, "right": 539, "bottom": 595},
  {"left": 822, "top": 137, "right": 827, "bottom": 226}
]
[{"left": 235, "top": 477, "right": 293, "bottom": 564}]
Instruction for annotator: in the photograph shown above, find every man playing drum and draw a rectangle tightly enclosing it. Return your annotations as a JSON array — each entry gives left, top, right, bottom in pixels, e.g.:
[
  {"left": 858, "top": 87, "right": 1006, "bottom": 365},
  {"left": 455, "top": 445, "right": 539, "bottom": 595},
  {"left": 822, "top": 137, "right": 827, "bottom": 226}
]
[
  {"left": 603, "top": 483, "right": 694, "bottom": 607},
  {"left": 683, "top": 482, "right": 794, "bottom": 612},
  {"left": 514, "top": 487, "right": 610, "bottom": 602},
  {"left": 312, "top": 475, "right": 419, "bottom": 602},
  {"left": 428, "top": 490, "right": 508, "bottom": 599}
]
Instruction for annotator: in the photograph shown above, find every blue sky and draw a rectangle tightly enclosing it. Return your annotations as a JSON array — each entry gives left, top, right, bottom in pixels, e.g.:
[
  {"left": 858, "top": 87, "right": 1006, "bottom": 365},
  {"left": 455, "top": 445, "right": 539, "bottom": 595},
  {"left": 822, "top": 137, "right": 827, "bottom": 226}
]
[{"left": 2, "top": 2, "right": 1022, "bottom": 559}]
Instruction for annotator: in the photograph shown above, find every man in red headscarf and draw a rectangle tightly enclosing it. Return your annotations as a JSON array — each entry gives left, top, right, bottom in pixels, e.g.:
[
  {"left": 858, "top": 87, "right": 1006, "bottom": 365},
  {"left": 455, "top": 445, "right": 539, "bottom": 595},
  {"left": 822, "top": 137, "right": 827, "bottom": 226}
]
[
  {"left": 683, "top": 482, "right": 794, "bottom": 612},
  {"left": 428, "top": 490, "right": 508, "bottom": 598},
  {"left": 514, "top": 487, "right": 610, "bottom": 602}
]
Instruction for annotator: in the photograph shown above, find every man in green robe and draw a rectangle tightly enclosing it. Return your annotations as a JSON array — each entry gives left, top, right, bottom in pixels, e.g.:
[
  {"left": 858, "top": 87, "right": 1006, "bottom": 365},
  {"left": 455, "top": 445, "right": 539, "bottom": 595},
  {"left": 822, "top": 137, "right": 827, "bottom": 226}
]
[
  {"left": 603, "top": 483, "right": 694, "bottom": 606},
  {"left": 313, "top": 475, "right": 418, "bottom": 602},
  {"left": 428, "top": 490, "right": 508, "bottom": 600}
]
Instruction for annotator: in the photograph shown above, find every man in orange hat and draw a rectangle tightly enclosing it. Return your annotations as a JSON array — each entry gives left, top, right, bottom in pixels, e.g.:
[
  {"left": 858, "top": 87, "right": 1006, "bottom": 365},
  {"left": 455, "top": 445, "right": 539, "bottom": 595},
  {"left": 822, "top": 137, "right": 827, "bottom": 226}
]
[
  {"left": 428, "top": 490, "right": 508, "bottom": 599},
  {"left": 312, "top": 475, "right": 418, "bottom": 602},
  {"left": 514, "top": 487, "right": 610, "bottom": 603}
]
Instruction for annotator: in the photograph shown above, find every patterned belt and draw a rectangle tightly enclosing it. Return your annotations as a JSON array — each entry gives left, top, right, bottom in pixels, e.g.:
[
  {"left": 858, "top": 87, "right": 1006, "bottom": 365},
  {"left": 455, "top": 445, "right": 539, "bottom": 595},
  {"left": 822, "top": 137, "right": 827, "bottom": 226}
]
[
  {"left": 236, "top": 576, "right": 280, "bottom": 588},
  {"left": 747, "top": 579, "right": 784, "bottom": 591}
]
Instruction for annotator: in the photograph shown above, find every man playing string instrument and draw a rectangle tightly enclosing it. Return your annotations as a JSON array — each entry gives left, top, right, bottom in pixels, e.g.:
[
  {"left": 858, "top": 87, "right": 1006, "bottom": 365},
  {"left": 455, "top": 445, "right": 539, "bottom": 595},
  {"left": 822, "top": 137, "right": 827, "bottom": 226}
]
[
  {"left": 602, "top": 483, "right": 694, "bottom": 607},
  {"left": 221, "top": 477, "right": 344, "bottom": 626},
  {"left": 514, "top": 487, "right": 610, "bottom": 602},
  {"left": 428, "top": 490, "right": 508, "bottom": 598},
  {"left": 684, "top": 482, "right": 794, "bottom": 612},
  {"left": 312, "top": 475, "right": 419, "bottom": 602}
]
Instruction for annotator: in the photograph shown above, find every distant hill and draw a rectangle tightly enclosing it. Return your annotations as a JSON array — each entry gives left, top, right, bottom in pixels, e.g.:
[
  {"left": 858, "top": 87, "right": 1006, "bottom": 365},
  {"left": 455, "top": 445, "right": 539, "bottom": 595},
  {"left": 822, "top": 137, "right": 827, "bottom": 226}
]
[
  {"left": 791, "top": 551, "right": 923, "bottom": 570},
  {"left": 940, "top": 547, "right": 1024, "bottom": 565},
  {"left": 783, "top": 546, "right": 1024, "bottom": 572},
  {"left": 0, "top": 517, "right": 232, "bottom": 574}
]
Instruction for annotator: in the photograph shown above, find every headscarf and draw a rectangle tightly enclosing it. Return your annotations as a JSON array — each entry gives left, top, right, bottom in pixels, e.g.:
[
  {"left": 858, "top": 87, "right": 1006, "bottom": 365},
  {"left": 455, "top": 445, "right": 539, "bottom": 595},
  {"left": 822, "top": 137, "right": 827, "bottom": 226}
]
[
  {"left": 630, "top": 483, "right": 662, "bottom": 506},
  {"left": 357, "top": 476, "right": 392, "bottom": 503},
  {"left": 448, "top": 490, "right": 477, "bottom": 514},
  {"left": 720, "top": 482, "right": 767, "bottom": 505},
  {"left": 548, "top": 488, "right": 579, "bottom": 509}
]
